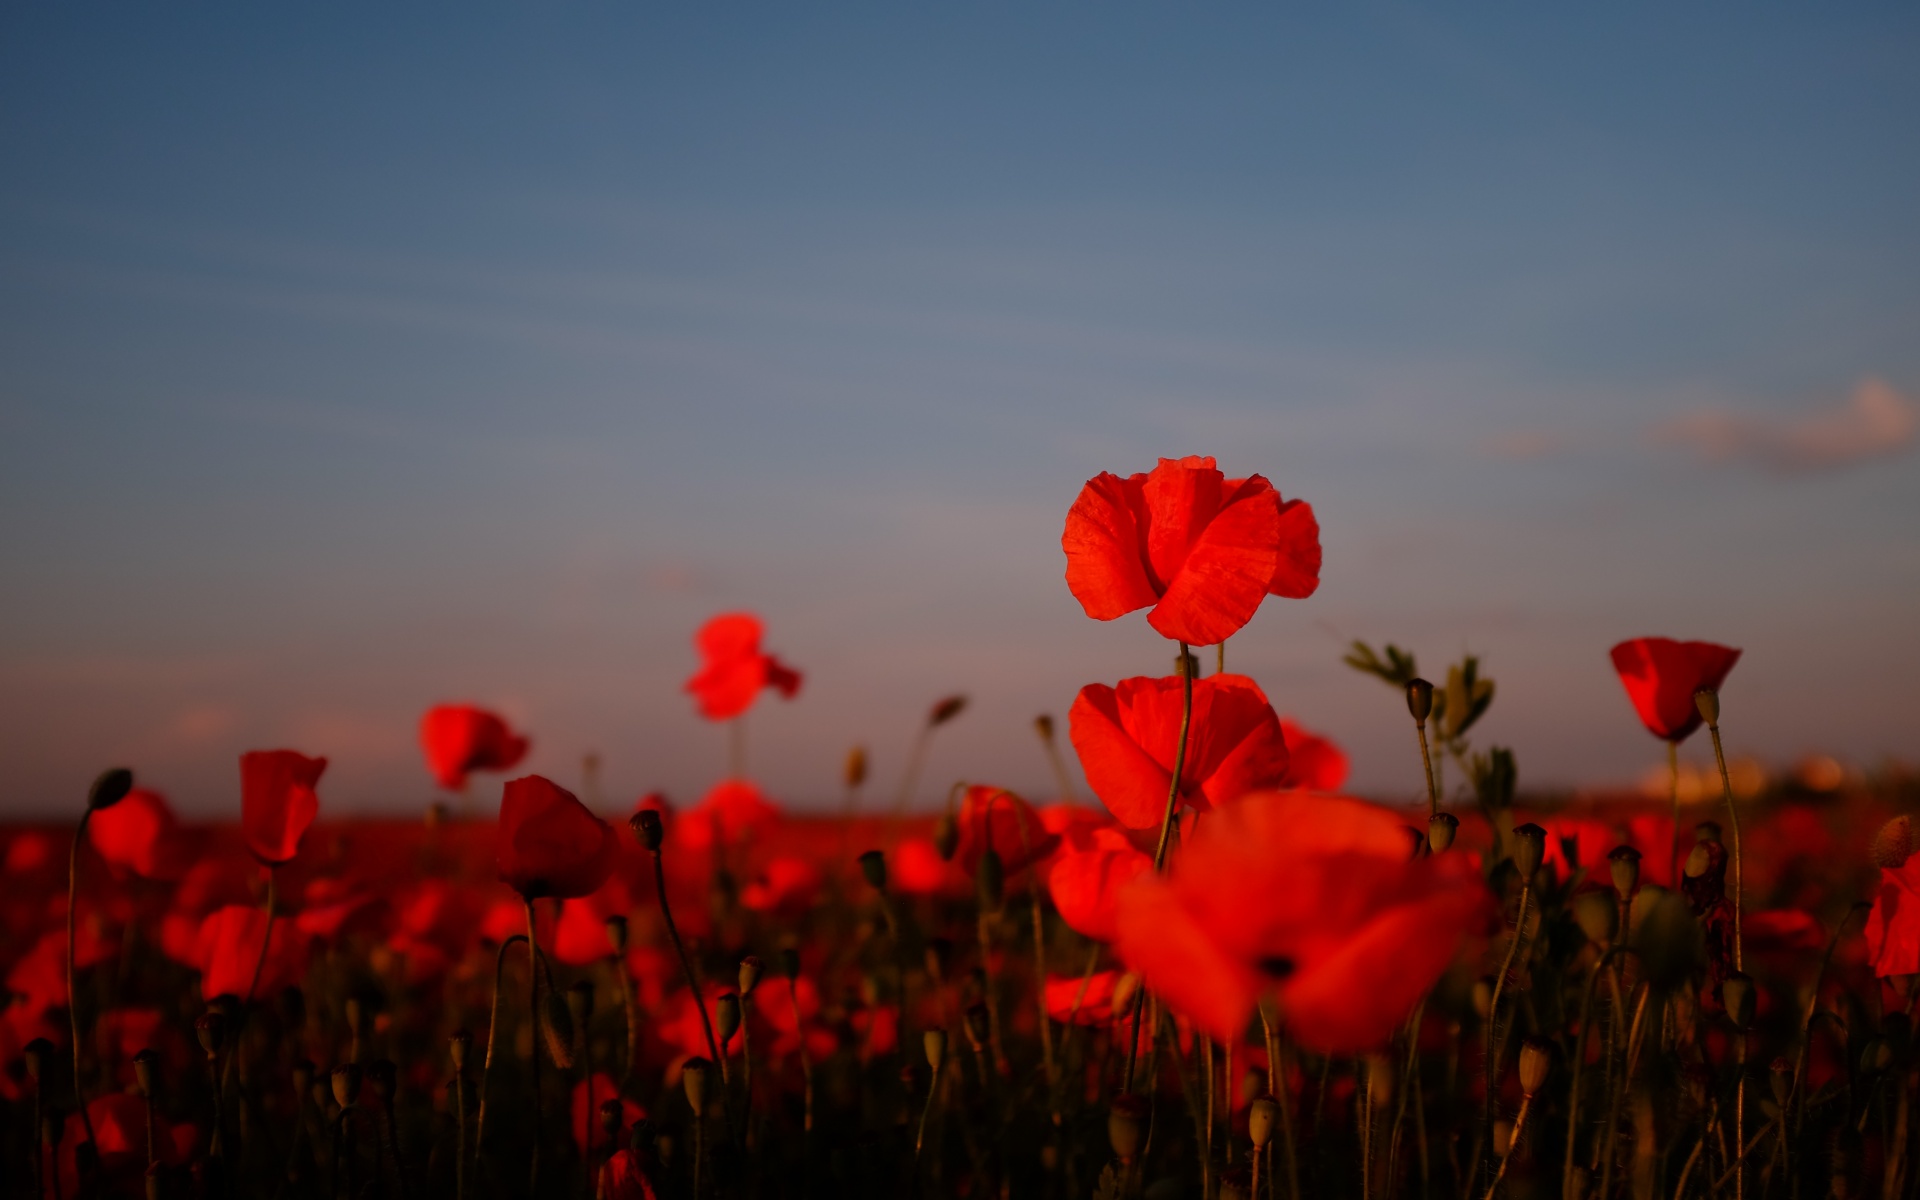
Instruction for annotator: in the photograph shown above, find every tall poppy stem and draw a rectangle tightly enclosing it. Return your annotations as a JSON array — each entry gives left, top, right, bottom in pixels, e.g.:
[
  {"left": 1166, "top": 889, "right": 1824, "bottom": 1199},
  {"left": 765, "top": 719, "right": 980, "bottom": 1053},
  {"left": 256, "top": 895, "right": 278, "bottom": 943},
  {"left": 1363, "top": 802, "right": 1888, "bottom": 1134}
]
[
  {"left": 525, "top": 900, "right": 543, "bottom": 1195},
  {"left": 1148, "top": 641, "right": 1196, "bottom": 871},
  {"left": 67, "top": 809, "right": 100, "bottom": 1154},
  {"left": 1415, "top": 721, "right": 1439, "bottom": 818},
  {"left": 244, "top": 867, "right": 278, "bottom": 1005},
  {"left": 1480, "top": 883, "right": 1532, "bottom": 1189},
  {"left": 1667, "top": 740, "right": 1681, "bottom": 897},
  {"left": 473, "top": 934, "right": 528, "bottom": 1174},
  {"left": 651, "top": 844, "right": 724, "bottom": 1066},
  {"left": 1702, "top": 712, "right": 1743, "bottom": 970}
]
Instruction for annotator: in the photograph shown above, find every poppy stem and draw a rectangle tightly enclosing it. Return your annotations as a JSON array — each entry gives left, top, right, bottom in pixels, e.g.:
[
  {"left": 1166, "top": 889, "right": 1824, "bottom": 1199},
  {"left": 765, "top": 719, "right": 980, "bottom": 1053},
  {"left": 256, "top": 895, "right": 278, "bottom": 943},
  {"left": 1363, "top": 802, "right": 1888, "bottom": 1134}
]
[
  {"left": 1481, "top": 882, "right": 1532, "bottom": 1190},
  {"left": 1703, "top": 716, "right": 1743, "bottom": 971},
  {"left": 1565, "top": 944, "right": 1632, "bottom": 1200},
  {"left": 1259, "top": 1003, "right": 1300, "bottom": 1200},
  {"left": 1415, "top": 720, "right": 1439, "bottom": 819},
  {"left": 473, "top": 933, "right": 528, "bottom": 1174},
  {"left": 1667, "top": 740, "right": 1681, "bottom": 897},
  {"left": 651, "top": 843, "right": 725, "bottom": 1066},
  {"left": 1148, "top": 641, "right": 1196, "bottom": 872},
  {"left": 66, "top": 808, "right": 101, "bottom": 1153},
  {"left": 786, "top": 975, "right": 814, "bottom": 1134},
  {"left": 524, "top": 899, "right": 543, "bottom": 1195},
  {"left": 244, "top": 867, "right": 277, "bottom": 1006},
  {"left": 613, "top": 955, "right": 640, "bottom": 1088},
  {"left": 1481, "top": 1094, "right": 1531, "bottom": 1200}
]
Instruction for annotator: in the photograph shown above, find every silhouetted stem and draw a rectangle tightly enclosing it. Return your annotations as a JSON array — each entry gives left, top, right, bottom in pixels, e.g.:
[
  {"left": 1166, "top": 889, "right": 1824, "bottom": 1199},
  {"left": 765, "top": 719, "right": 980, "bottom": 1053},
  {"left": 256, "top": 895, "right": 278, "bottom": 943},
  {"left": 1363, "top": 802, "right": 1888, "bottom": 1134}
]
[
  {"left": 67, "top": 809, "right": 100, "bottom": 1151},
  {"left": 651, "top": 848, "right": 722, "bottom": 1066},
  {"left": 245, "top": 868, "right": 277, "bottom": 1005},
  {"left": 1705, "top": 719, "right": 1743, "bottom": 970},
  {"left": 1126, "top": 641, "right": 1196, "bottom": 1094},
  {"left": 525, "top": 899, "right": 542, "bottom": 1195},
  {"left": 1667, "top": 740, "right": 1681, "bottom": 896},
  {"left": 1415, "top": 722, "right": 1439, "bottom": 818},
  {"left": 1565, "top": 945, "right": 1633, "bottom": 1200},
  {"left": 473, "top": 933, "right": 529, "bottom": 1173},
  {"left": 1481, "top": 883, "right": 1531, "bottom": 1186},
  {"left": 1482, "top": 1094, "right": 1532, "bottom": 1200},
  {"left": 786, "top": 976, "right": 814, "bottom": 1134}
]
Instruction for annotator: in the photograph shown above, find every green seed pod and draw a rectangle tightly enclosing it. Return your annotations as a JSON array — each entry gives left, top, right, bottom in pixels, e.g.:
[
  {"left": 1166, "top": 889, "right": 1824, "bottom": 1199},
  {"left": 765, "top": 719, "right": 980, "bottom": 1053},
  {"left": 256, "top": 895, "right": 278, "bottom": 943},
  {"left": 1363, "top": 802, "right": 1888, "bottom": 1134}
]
[
  {"left": 715, "top": 992, "right": 742, "bottom": 1049},
  {"left": 1510, "top": 823, "right": 1547, "bottom": 881},
  {"left": 630, "top": 809, "right": 665, "bottom": 852},
  {"left": 1608, "top": 845, "right": 1642, "bottom": 896},
  {"left": 858, "top": 849, "right": 888, "bottom": 892},
  {"left": 1693, "top": 688, "right": 1720, "bottom": 726},
  {"left": 923, "top": 1028, "right": 947, "bottom": 1073},
  {"left": 1248, "top": 1095, "right": 1278, "bottom": 1148},
  {"left": 1108, "top": 1094, "right": 1150, "bottom": 1162},
  {"left": 1519, "top": 1038, "right": 1553, "bottom": 1096},
  {"left": 738, "top": 955, "right": 763, "bottom": 998},
  {"left": 1685, "top": 843, "right": 1714, "bottom": 879},
  {"left": 682, "top": 1057, "right": 712, "bottom": 1111},
  {"left": 1722, "top": 972, "right": 1756, "bottom": 1031},
  {"left": 1406, "top": 678, "right": 1434, "bottom": 724},
  {"left": 1428, "top": 811, "right": 1458, "bottom": 853}
]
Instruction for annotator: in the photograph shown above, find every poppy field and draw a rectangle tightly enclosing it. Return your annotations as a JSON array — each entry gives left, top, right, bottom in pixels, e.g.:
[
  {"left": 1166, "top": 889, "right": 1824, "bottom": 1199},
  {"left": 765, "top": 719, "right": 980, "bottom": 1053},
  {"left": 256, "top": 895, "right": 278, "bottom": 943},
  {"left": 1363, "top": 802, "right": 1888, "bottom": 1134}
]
[{"left": 5, "top": 455, "right": 1917, "bottom": 1200}]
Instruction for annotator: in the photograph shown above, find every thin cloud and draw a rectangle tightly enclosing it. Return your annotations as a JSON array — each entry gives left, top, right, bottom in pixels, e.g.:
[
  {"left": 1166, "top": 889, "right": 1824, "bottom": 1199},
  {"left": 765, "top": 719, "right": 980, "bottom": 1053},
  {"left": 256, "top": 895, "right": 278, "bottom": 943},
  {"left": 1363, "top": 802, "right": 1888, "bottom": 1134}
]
[{"left": 1658, "top": 378, "right": 1917, "bottom": 474}]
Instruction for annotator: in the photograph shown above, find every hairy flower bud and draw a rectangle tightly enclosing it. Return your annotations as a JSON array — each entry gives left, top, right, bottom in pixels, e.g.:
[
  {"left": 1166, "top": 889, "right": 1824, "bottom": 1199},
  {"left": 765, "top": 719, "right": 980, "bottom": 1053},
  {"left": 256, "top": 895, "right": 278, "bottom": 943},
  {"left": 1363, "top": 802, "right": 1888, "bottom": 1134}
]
[
  {"left": 933, "top": 813, "right": 959, "bottom": 861},
  {"left": 858, "top": 849, "right": 888, "bottom": 893},
  {"left": 738, "top": 955, "right": 763, "bottom": 997},
  {"left": 1248, "top": 1095, "right": 1278, "bottom": 1148},
  {"left": 604, "top": 914, "right": 629, "bottom": 956},
  {"left": 1519, "top": 1038, "right": 1553, "bottom": 1096},
  {"left": 1873, "top": 816, "right": 1914, "bottom": 870},
  {"left": 1034, "top": 714, "right": 1055, "bottom": 741},
  {"left": 1510, "top": 823, "right": 1546, "bottom": 881},
  {"left": 1608, "top": 845, "right": 1642, "bottom": 896},
  {"left": 1406, "top": 678, "right": 1434, "bottom": 724},
  {"left": 1108, "top": 1094, "right": 1150, "bottom": 1162},
  {"left": 1693, "top": 688, "right": 1720, "bottom": 727},
  {"left": 715, "top": 992, "right": 742, "bottom": 1049},
  {"left": 1428, "top": 811, "right": 1458, "bottom": 853},
  {"left": 88, "top": 767, "right": 134, "bottom": 811},
  {"left": 630, "top": 809, "right": 665, "bottom": 852},
  {"left": 777, "top": 946, "right": 801, "bottom": 982},
  {"left": 923, "top": 1028, "right": 947, "bottom": 1073}
]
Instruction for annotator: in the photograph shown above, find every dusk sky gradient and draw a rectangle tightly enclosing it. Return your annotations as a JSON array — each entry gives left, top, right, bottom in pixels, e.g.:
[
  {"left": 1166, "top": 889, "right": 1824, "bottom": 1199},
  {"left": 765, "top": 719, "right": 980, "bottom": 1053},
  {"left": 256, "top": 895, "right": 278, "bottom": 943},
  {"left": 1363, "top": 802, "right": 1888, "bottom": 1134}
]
[{"left": 3, "top": 6, "right": 1917, "bottom": 816}]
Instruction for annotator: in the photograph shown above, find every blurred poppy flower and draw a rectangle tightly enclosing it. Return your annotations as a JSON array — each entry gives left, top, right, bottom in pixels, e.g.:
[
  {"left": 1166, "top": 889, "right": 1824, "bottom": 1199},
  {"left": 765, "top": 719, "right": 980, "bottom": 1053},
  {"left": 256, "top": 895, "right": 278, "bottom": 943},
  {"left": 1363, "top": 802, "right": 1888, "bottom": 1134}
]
[
  {"left": 552, "top": 877, "right": 635, "bottom": 966},
  {"left": 1609, "top": 638, "right": 1742, "bottom": 742},
  {"left": 1050, "top": 829, "right": 1152, "bottom": 942},
  {"left": 8, "top": 926, "right": 119, "bottom": 1020},
  {"left": 1277, "top": 719, "right": 1349, "bottom": 792},
  {"left": 889, "top": 837, "right": 970, "bottom": 899},
  {"left": 497, "top": 775, "right": 619, "bottom": 900},
  {"left": 194, "top": 904, "right": 311, "bottom": 1000},
  {"left": 1044, "top": 969, "right": 1135, "bottom": 1026},
  {"left": 1061, "top": 456, "right": 1320, "bottom": 647},
  {"left": 953, "top": 785, "right": 1060, "bottom": 874},
  {"left": 295, "top": 877, "right": 387, "bottom": 942},
  {"left": 1069, "top": 673, "right": 1289, "bottom": 830},
  {"left": 1867, "top": 851, "right": 1920, "bottom": 978},
  {"left": 677, "top": 779, "right": 781, "bottom": 852},
  {"left": 741, "top": 856, "right": 824, "bottom": 916},
  {"left": 1112, "top": 791, "right": 1491, "bottom": 1053},
  {"left": 684, "top": 613, "right": 803, "bottom": 721},
  {"left": 54, "top": 1091, "right": 197, "bottom": 1197},
  {"left": 88, "top": 787, "right": 190, "bottom": 880},
  {"left": 240, "top": 749, "right": 327, "bottom": 867},
  {"left": 419, "top": 704, "right": 530, "bottom": 791},
  {"left": 601, "top": 1147, "right": 662, "bottom": 1200}
]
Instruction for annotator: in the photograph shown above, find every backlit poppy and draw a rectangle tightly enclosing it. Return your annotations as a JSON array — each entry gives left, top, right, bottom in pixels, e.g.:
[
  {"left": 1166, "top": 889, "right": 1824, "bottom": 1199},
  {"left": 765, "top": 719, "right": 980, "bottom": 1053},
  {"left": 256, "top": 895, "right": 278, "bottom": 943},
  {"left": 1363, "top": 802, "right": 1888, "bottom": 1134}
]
[
  {"left": 194, "top": 903, "right": 312, "bottom": 1000},
  {"left": 1277, "top": 719, "right": 1349, "bottom": 792},
  {"left": 1111, "top": 791, "right": 1491, "bottom": 1053},
  {"left": 1068, "top": 673, "right": 1290, "bottom": 830},
  {"left": 1043, "top": 969, "right": 1135, "bottom": 1026},
  {"left": 419, "top": 704, "right": 530, "bottom": 791},
  {"left": 953, "top": 785, "right": 1060, "bottom": 874},
  {"left": 1609, "top": 638, "right": 1742, "bottom": 742},
  {"left": 677, "top": 779, "right": 782, "bottom": 852},
  {"left": 1049, "top": 828, "right": 1152, "bottom": 942},
  {"left": 1867, "top": 849, "right": 1920, "bottom": 978},
  {"left": 497, "top": 775, "right": 619, "bottom": 900},
  {"left": 88, "top": 786, "right": 189, "bottom": 880},
  {"left": 684, "top": 613, "right": 803, "bottom": 721},
  {"left": 1062, "top": 456, "right": 1320, "bottom": 646},
  {"left": 240, "top": 749, "right": 327, "bottom": 867}
]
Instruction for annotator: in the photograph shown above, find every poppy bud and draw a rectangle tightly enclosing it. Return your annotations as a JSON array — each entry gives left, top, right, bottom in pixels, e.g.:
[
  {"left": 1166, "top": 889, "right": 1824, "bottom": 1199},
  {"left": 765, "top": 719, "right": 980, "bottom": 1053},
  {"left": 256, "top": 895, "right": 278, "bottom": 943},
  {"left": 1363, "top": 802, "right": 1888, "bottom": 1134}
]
[
  {"left": 567, "top": 980, "right": 595, "bottom": 1033},
  {"left": 1722, "top": 972, "right": 1756, "bottom": 1031},
  {"left": 1693, "top": 688, "right": 1720, "bottom": 727},
  {"left": 332, "top": 1063, "right": 362, "bottom": 1108},
  {"left": 739, "top": 955, "right": 763, "bottom": 997},
  {"left": 600, "top": 1097, "right": 625, "bottom": 1138},
  {"left": 1034, "top": 714, "right": 1055, "bottom": 741},
  {"left": 1873, "top": 817, "right": 1914, "bottom": 870},
  {"left": 1519, "top": 1038, "right": 1553, "bottom": 1096},
  {"left": 1471, "top": 976, "right": 1496, "bottom": 1019},
  {"left": 88, "top": 767, "right": 134, "bottom": 811},
  {"left": 632, "top": 809, "right": 666, "bottom": 852},
  {"left": 1248, "top": 1095, "right": 1278, "bottom": 1148},
  {"left": 605, "top": 914, "right": 629, "bottom": 955},
  {"left": 932, "top": 813, "right": 959, "bottom": 862},
  {"left": 976, "top": 848, "right": 1004, "bottom": 912},
  {"left": 778, "top": 947, "right": 801, "bottom": 982},
  {"left": 1694, "top": 821, "right": 1722, "bottom": 844},
  {"left": 1108, "top": 1094, "right": 1150, "bottom": 1162},
  {"left": 858, "top": 849, "right": 888, "bottom": 893},
  {"left": 1428, "top": 812, "right": 1458, "bottom": 854},
  {"left": 1572, "top": 891, "right": 1618, "bottom": 945},
  {"left": 924, "top": 1028, "right": 947, "bottom": 1072},
  {"left": 844, "top": 746, "right": 868, "bottom": 789},
  {"left": 23, "top": 1037, "right": 52, "bottom": 1082},
  {"left": 715, "top": 992, "right": 742, "bottom": 1049},
  {"left": 195, "top": 1012, "right": 226, "bottom": 1059},
  {"left": 1510, "top": 823, "right": 1546, "bottom": 881},
  {"left": 1770, "top": 1057, "right": 1793, "bottom": 1108},
  {"left": 367, "top": 1059, "right": 397, "bottom": 1103},
  {"left": 1684, "top": 842, "right": 1713, "bottom": 879},
  {"left": 1608, "top": 845, "right": 1642, "bottom": 896},
  {"left": 1406, "top": 679, "right": 1434, "bottom": 724},
  {"left": 963, "top": 1003, "right": 990, "bottom": 1053},
  {"left": 682, "top": 1057, "right": 712, "bottom": 1111},
  {"left": 928, "top": 695, "right": 968, "bottom": 727},
  {"left": 132, "top": 1048, "right": 159, "bottom": 1097}
]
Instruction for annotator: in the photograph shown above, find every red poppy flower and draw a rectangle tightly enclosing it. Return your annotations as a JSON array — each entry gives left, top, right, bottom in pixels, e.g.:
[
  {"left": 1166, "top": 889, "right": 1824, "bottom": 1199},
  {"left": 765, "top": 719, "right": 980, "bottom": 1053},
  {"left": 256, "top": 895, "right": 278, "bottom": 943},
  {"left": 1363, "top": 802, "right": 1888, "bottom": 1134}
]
[
  {"left": 1867, "top": 851, "right": 1920, "bottom": 978},
  {"left": 53, "top": 1091, "right": 197, "bottom": 1198},
  {"left": 1111, "top": 791, "right": 1491, "bottom": 1053},
  {"left": 194, "top": 903, "right": 313, "bottom": 1000},
  {"left": 684, "top": 613, "right": 803, "bottom": 721},
  {"left": 1277, "top": 719, "right": 1349, "bottom": 792},
  {"left": 741, "top": 856, "right": 824, "bottom": 916},
  {"left": 1049, "top": 828, "right": 1152, "bottom": 942},
  {"left": 497, "top": 775, "right": 619, "bottom": 900},
  {"left": 601, "top": 1147, "right": 663, "bottom": 1200},
  {"left": 240, "top": 749, "right": 327, "bottom": 867},
  {"left": 552, "top": 877, "right": 635, "bottom": 966},
  {"left": 1609, "top": 638, "right": 1742, "bottom": 742},
  {"left": 419, "top": 704, "right": 530, "bottom": 791},
  {"left": 677, "top": 779, "right": 782, "bottom": 852},
  {"left": 953, "top": 785, "right": 1060, "bottom": 874},
  {"left": 1061, "top": 456, "right": 1321, "bottom": 646},
  {"left": 1043, "top": 969, "right": 1135, "bottom": 1026},
  {"left": 888, "top": 837, "right": 970, "bottom": 899},
  {"left": 87, "top": 787, "right": 190, "bottom": 880},
  {"left": 1068, "top": 673, "right": 1290, "bottom": 830}
]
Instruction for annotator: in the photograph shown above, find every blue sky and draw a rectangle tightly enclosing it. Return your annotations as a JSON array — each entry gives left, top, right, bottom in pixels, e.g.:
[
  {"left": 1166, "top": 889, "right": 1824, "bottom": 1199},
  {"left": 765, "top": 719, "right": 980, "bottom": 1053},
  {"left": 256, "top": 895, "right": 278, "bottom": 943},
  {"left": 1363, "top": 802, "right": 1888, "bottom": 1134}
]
[{"left": 3, "top": 6, "right": 1917, "bottom": 816}]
